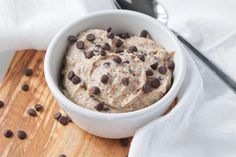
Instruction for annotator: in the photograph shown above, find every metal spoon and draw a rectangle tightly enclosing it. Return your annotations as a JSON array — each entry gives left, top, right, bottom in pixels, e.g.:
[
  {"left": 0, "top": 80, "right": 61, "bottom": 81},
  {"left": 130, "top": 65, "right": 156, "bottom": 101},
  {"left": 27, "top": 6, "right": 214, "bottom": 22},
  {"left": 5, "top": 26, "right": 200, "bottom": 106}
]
[{"left": 114, "top": 0, "right": 236, "bottom": 93}]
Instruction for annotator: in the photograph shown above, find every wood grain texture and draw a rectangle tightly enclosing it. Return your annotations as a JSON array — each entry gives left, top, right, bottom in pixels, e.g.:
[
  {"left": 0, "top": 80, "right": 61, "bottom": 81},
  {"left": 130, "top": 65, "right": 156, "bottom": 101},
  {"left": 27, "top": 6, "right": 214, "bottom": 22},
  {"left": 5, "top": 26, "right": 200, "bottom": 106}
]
[{"left": 0, "top": 50, "right": 178, "bottom": 157}]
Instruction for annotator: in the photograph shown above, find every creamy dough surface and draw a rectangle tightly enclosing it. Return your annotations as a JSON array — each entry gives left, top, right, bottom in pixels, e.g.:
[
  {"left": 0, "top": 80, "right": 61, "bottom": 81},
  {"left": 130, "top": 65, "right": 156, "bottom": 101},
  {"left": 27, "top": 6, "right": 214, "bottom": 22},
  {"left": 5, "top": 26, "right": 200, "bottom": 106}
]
[{"left": 61, "top": 29, "right": 175, "bottom": 113}]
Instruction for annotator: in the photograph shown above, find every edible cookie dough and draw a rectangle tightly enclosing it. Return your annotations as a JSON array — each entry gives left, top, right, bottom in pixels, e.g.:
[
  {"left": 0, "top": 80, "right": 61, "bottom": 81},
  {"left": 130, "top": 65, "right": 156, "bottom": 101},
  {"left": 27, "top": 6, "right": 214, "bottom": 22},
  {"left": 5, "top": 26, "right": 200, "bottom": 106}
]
[{"left": 61, "top": 28, "right": 175, "bottom": 113}]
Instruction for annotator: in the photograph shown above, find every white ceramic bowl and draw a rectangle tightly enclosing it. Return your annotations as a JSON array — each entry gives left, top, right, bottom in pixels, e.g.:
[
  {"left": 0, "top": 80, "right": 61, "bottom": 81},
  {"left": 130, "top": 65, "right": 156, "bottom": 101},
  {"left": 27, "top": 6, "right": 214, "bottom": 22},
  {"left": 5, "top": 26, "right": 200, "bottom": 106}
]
[{"left": 44, "top": 10, "right": 186, "bottom": 138}]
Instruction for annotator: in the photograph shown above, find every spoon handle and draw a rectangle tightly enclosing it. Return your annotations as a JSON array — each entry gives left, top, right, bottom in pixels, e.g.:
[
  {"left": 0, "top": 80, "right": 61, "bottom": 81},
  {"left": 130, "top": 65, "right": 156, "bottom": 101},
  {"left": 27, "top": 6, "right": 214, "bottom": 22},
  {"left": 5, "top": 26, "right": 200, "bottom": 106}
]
[{"left": 172, "top": 30, "right": 236, "bottom": 94}]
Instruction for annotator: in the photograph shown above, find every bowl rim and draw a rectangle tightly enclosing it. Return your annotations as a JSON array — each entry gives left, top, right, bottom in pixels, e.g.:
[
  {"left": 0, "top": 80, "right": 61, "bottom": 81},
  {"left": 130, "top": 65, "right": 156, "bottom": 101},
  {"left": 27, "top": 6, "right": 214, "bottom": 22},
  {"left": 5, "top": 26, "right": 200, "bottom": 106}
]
[{"left": 44, "top": 10, "right": 186, "bottom": 120}]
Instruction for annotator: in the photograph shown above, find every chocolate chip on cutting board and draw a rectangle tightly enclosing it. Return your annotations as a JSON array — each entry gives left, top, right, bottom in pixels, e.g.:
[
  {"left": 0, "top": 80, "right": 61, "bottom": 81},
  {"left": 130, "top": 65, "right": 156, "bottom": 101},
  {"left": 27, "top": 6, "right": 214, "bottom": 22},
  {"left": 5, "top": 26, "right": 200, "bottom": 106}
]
[{"left": 4, "top": 130, "right": 13, "bottom": 138}]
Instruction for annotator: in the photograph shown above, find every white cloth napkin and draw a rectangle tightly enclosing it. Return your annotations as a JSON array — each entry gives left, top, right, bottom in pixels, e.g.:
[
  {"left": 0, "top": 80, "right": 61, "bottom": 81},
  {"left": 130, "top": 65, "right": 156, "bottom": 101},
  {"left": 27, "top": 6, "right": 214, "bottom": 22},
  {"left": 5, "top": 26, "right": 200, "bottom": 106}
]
[
  {"left": 129, "top": 0, "right": 236, "bottom": 157},
  {"left": 1, "top": 0, "right": 236, "bottom": 157}
]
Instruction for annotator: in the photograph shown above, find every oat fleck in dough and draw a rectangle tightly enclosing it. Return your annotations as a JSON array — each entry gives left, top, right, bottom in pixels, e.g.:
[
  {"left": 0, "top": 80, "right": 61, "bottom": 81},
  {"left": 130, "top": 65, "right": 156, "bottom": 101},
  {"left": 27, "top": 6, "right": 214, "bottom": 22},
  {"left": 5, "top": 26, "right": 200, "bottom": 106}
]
[{"left": 61, "top": 29, "right": 174, "bottom": 113}]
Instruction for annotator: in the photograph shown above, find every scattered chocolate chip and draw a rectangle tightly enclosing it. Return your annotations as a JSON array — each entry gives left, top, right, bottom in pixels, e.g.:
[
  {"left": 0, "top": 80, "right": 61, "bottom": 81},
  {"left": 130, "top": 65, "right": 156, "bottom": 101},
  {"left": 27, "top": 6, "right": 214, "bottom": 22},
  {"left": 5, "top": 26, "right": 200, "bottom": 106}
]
[
  {"left": 89, "top": 86, "right": 101, "bottom": 95},
  {"left": 119, "top": 138, "right": 129, "bottom": 147},
  {"left": 159, "top": 66, "right": 167, "bottom": 74},
  {"left": 34, "top": 104, "right": 43, "bottom": 112},
  {"left": 137, "top": 54, "right": 145, "bottom": 62},
  {"left": 67, "top": 35, "right": 77, "bottom": 43},
  {"left": 113, "top": 55, "right": 122, "bottom": 64},
  {"left": 59, "top": 154, "right": 67, "bottom": 157},
  {"left": 101, "top": 74, "right": 109, "bottom": 84},
  {"left": 146, "top": 69, "right": 154, "bottom": 76},
  {"left": 17, "top": 130, "right": 27, "bottom": 140},
  {"left": 94, "top": 102, "right": 104, "bottom": 111},
  {"left": 99, "top": 50, "right": 106, "bottom": 56},
  {"left": 94, "top": 45, "right": 103, "bottom": 52},
  {"left": 28, "top": 108, "right": 37, "bottom": 117},
  {"left": 59, "top": 116, "right": 68, "bottom": 125},
  {"left": 21, "top": 84, "right": 29, "bottom": 91},
  {"left": 107, "top": 32, "right": 114, "bottom": 39},
  {"left": 24, "top": 68, "right": 33, "bottom": 76},
  {"left": 150, "top": 62, "right": 158, "bottom": 70},
  {"left": 54, "top": 112, "right": 62, "bottom": 120},
  {"left": 4, "top": 130, "right": 13, "bottom": 138},
  {"left": 151, "top": 78, "right": 160, "bottom": 88},
  {"left": 0, "top": 100, "right": 4, "bottom": 108},
  {"left": 86, "top": 33, "right": 95, "bottom": 41},
  {"left": 118, "top": 33, "right": 130, "bottom": 39},
  {"left": 71, "top": 76, "right": 81, "bottom": 84},
  {"left": 85, "top": 51, "right": 94, "bottom": 59},
  {"left": 168, "top": 60, "right": 175, "bottom": 70},
  {"left": 116, "top": 39, "right": 124, "bottom": 47},
  {"left": 123, "top": 60, "right": 130, "bottom": 64},
  {"left": 128, "top": 46, "right": 138, "bottom": 52},
  {"left": 103, "top": 42, "right": 111, "bottom": 50},
  {"left": 142, "top": 83, "right": 152, "bottom": 93},
  {"left": 76, "top": 40, "right": 84, "bottom": 49},
  {"left": 140, "top": 30, "right": 148, "bottom": 38},
  {"left": 122, "top": 78, "right": 129, "bottom": 86},
  {"left": 115, "top": 47, "right": 124, "bottom": 53},
  {"left": 67, "top": 71, "right": 75, "bottom": 80},
  {"left": 107, "top": 27, "right": 112, "bottom": 33}
]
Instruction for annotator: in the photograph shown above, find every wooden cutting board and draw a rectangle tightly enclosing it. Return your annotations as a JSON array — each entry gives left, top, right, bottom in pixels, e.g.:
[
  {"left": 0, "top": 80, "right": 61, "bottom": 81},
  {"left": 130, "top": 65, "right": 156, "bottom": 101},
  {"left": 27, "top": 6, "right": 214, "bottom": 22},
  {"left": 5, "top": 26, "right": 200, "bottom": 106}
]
[{"left": 0, "top": 50, "right": 177, "bottom": 157}]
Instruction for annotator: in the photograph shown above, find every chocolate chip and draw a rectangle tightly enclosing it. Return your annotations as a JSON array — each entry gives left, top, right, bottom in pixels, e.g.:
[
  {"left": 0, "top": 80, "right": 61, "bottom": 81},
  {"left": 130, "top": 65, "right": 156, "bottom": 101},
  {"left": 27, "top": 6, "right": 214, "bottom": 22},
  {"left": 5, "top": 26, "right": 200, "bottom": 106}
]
[
  {"left": 107, "top": 27, "right": 112, "bottom": 33},
  {"left": 151, "top": 78, "right": 160, "bottom": 88},
  {"left": 86, "top": 33, "right": 95, "bottom": 41},
  {"left": 0, "top": 100, "right": 4, "bottom": 108},
  {"left": 67, "top": 35, "right": 77, "bottom": 43},
  {"left": 115, "top": 47, "right": 124, "bottom": 53},
  {"left": 142, "top": 83, "right": 152, "bottom": 93},
  {"left": 119, "top": 138, "right": 129, "bottom": 147},
  {"left": 128, "top": 46, "right": 138, "bottom": 52},
  {"left": 59, "top": 154, "right": 67, "bottom": 157},
  {"left": 34, "top": 104, "right": 43, "bottom": 112},
  {"left": 123, "top": 60, "right": 130, "bottom": 64},
  {"left": 107, "top": 32, "right": 114, "bottom": 39},
  {"left": 159, "top": 66, "right": 167, "bottom": 74},
  {"left": 80, "top": 82, "right": 87, "bottom": 89},
  {"left": 17, "top": 130, "right": 27, "bottom": 140},
  {"left": 101, "top": 74, "right": 109, "bottom": 84},
  {"left": 21, "top": 84, "right": 29, "bottom": 91},
  {"left": 168, "top": 60, "right": 175, "bottom": 70},
  {"left": 140, "top": 30, "right": 148, "bottom": 38},
  {"left": 4, "top": 130, "right": 13, "bottom": 138},
  {"left": 28, "top": 108, "right": 37, "bottom": 117},
  {"left": 94, "top": 45, "right": 103, "bottom": 52},
  {"left": 71, "top": 76, "right": 81, "bottom": 84},
  {"left": 94, "top": 102, "right": 104, "bottom": 111},
  {"left": 85, "top": 50, "right": 94, "bottom": 59},
  {"left": 116, "top": 39, "right": 123, "bottom": 47},
  {"left": 99, "top": 50, "right": 106, "bottom": 56},
  {"left": 122, "top": 78, "right": 129, "bottom": 86},
  {"left": 104, "top": 107, "right": 110, "bottom": 112},
  {"left": 137, "top": 54, "right": 145, "bottom": 62},
  {"left": 103, "top": 62, "right": 110, "bottom": 67},
  {"left": 67, "top": 71, "right": 75, "bottom": 80},
  {"left": 24, "top": 68, "right": 33, "bottom": 76},
  {"left": 113, "top": 55, "right": 122, "bottom": 64},
  {"left": 150, "top": 62, "right": 158, "bottom": 70},
  {"left": 146, "top": 69, "right": 154, "bottom": 76},
  {"left": 59, "top": 116, "right": 68, "bottom": 125},
  {"left": 54, "top": 112, "right": 61, "bottom": 120},
  {"left": 118, "top": 33, "right": 130, "bottom": 39},
  {"left": 89, "top": 86, "right": 101, "bottom": 95},
  {"left": 76, "top": 40, "right": 84, "bottom": 49},
  {"left": 103, "top": 43, "right": 111, "bottom": 50}
]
